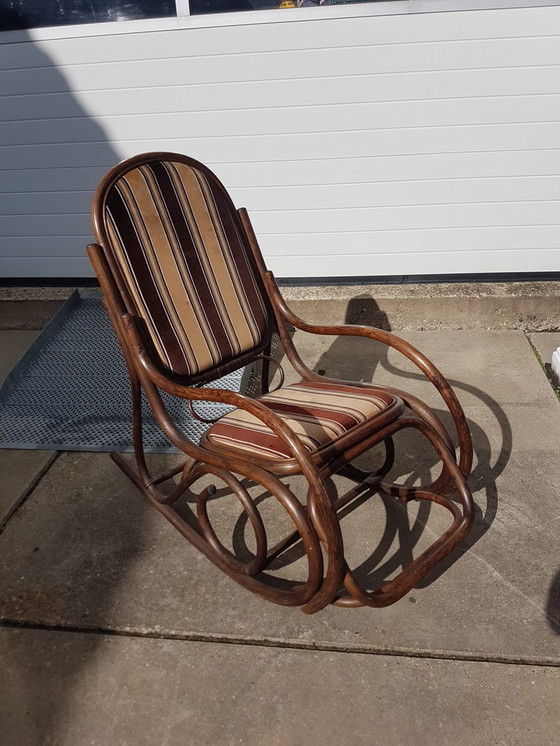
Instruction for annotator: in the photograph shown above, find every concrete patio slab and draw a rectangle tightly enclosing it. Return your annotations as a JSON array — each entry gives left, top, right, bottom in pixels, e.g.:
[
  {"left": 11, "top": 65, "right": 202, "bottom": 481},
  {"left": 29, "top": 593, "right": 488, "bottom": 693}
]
[
  {"left": 527, "top": 332, "right": 560, "bottom": 366},
  {"left": 0, "top": 300, "right": 64, "bottom": 331},
  {"left": 0, "top": 328, "right": 58, "bottom": 526},
  {"left": 1, "top": 627, "right": 559, "bottom": 746},
  {"left": 530, "top": 331, "right": 560, "bottom": 388},
  {"left": 0, "top": 331, "right": 39, "bottom": 384},
  {"left": 0, "top": 449, "right": 57, "bottom": 528},
  {"left": 0, "top": 330, "right": 559, "bottom": 664}
]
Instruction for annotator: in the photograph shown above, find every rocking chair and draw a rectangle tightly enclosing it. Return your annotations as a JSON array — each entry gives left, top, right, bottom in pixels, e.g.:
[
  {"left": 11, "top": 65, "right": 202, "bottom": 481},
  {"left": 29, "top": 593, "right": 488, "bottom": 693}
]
[{"left": 88, "top": 152, "right": 474, "bottom": 614}]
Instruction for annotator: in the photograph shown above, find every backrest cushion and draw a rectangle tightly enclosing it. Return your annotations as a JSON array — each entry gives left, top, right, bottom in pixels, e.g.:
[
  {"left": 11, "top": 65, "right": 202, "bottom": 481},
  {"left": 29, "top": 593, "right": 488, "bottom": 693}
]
[{"left": 103, "top": 159, "right": 271, "bottom": 378}]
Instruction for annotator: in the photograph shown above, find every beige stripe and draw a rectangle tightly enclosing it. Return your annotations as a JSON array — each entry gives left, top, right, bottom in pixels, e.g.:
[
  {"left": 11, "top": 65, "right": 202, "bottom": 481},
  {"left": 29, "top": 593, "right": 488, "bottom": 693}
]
[
  {"left": 220, "top": 406, "right": 347, "bottom": 439},
  {"left": 106, "top": 191, "right": 176, "bottom": 370},
  {"left": 140, "top": 164, "right": 222, "bottom": 364},
  {"left": 264, "top": 388, "right": 385, "bottom": 420},
  {"left": 209, "top": 434, "right": 299, "bottom": 459},
  {"left": 218, "top": 415, "right": 342, "bottom": 445},
  {"left": 113, "top": 175, "right": 188, "bottom": 366},
  {"left": 107, "top": 159, "right": 268, "bottom": 376},
  {"left": 174, "top": 164, "right": 263, "bottom": 354},
  {"left": 190, "top": 166, "right": 263, "bottom": 345},
  {"left": 171, "top": 165, "right": 246, "bottom": 353},
  {"left": 158, "top": 165, "right": 238, "bottom": 363},
  {"left": 134, "top": 166, "right": 219, "bottom": 370},
  {"left": 287, "top": 383, "right": 389, "bottom": 405}
]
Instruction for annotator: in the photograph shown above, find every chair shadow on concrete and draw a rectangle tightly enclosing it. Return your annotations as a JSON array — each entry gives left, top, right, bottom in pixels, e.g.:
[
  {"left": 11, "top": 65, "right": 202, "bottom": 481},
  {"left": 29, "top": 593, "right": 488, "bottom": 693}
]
[
  {"left": 546, "top": 571, "right": 560, "bottom": 634},
  {"left": 0, "top": 18, "right": 136, "bottom": 746},
  {"left": 333, "top": 295, "right": 509, "bottom": 593},
  {"left": 225, "top": 294, "right": 510, "bottom": 597}
]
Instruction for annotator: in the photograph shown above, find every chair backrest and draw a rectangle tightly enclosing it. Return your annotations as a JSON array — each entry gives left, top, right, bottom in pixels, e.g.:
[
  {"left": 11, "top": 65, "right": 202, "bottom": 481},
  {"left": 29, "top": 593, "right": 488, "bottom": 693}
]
[{"left": 92, "top": 153, "right": 274, "bottom": 382}]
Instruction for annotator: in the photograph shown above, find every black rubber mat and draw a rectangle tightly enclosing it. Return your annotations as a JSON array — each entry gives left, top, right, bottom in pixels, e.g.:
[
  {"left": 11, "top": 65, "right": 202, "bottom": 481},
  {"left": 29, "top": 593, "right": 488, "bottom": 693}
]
[{"left": 0, "top": 293, "right": 245, "bottom": 453}]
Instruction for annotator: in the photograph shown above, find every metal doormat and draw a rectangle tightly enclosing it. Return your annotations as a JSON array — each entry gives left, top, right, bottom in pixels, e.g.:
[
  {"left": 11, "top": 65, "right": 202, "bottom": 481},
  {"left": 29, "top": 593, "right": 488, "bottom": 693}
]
[{"left": 0, "top": 292, "right": 245, "bottom": 453}]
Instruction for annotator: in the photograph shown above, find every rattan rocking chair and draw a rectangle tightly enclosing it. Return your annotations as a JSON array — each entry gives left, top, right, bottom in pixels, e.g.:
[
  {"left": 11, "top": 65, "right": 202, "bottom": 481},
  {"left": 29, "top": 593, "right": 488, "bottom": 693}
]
[{"left": 88, "top": 152, "right": 474, "bottom": 614}]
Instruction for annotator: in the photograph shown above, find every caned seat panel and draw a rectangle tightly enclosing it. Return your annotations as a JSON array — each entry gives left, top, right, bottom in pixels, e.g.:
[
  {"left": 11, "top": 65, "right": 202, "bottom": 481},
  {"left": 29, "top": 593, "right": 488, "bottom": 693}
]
[
  {"left": 103, "top": 159, "right": 271, "bottom": 378},
  {"left": 207, "top": 380, "right": 397, "bottom": 460}
]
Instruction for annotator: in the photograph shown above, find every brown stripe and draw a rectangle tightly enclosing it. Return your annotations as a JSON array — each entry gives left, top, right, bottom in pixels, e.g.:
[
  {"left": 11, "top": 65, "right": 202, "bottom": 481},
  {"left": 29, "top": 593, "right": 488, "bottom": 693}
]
[
  {"left": 208, "top": 381, "right": 393, "bottom": 460},
  {"left": 106, "top": 181, "right": 184, "bottom": 370},
  {"left": 149, "top": 162, "right": 233, "bottom": 363},
  {"left": 104, "top": 158, "right": 272, "bottom": 378}
]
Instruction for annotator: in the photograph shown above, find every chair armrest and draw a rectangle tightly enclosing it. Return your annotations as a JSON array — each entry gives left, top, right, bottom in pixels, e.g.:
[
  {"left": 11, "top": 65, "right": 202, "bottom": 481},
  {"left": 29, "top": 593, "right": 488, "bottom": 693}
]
[
  {"left": 264, "top": 272, "right": 472, "bottom": 479},
  {"left": 119, "top": 312, "right": 319, "bottom": 473}
]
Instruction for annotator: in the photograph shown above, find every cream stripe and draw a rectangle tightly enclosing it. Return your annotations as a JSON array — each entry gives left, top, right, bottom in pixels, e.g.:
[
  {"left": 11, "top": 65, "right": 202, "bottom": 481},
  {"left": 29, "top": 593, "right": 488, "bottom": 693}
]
[
  {"left": 142, "top": 164, "right": 223, "bottom": 365},
  {"left": 209, "top": 435, "right": 300, "bottom": 459},
  {"left": 221, "top": 407, "right": 348, "bottom": 439},
  {"left": 270, "top": 388, "right": 387, "bottom": 411},
  {"left": 264, "top": 390, "right": 384, "bottom": 420},
  {"left": 211, "top": 419, "right": 322, "bottom": 449},
  {"left": 226, "top": 197, "right": 269, "bottom": 333},
  {"left": 117, "top": 175, "right": 190, "bottom": 365},
  {"left": 120, "top": 171, "right": 207, "bottom": 372},
  {"left": 136, "top": 166, "right": 220, "bottom": 369},
  {"left": 209, "top": 382, "right": 391, "bottom": 458},
  {"left": 107, "top": 189, "right": 177, "bottom": 370},
  {"left": 171, "top": 165, "right": 245, "bottom": 353},
  {"left": 106, "top": 159, "right": 270, "bottom": 377},
  {"left": 191, "top": 166, "right": 262, "bottom": 346},
  {"left": 286, "top": 383, "right": 389, "bottom": 405}
]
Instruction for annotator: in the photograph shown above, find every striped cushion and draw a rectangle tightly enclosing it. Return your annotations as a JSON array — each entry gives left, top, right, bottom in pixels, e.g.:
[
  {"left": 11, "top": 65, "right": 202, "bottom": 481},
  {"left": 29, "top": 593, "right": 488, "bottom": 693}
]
[
  {"left": 207, "top": 380, "right": 395, "bottom": 460},
  {"left": 104, "top": 160, "right": 270, "bottom": 377}
]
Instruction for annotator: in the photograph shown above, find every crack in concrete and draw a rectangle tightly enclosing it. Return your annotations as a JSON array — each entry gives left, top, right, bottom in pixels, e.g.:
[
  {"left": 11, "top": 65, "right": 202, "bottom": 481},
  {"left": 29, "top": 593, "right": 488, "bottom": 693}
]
[
  {"left": 0, "top": 450, "right": 60, "bottom": 534},
  {"left": 1, "top": 619, "right": 559, "bottom": 669}
]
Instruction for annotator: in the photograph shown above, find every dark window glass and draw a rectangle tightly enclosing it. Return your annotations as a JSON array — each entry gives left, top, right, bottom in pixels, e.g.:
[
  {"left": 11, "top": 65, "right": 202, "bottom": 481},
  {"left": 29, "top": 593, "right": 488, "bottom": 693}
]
[
  {"left": 190, "top": 0, "right": 392, "bottom": 15},
  {"left": 189, "top": 0, "right": 259, "bottom": 13},
  {"left": 1, "top": 1, "right": 176, "bottom": 31}
]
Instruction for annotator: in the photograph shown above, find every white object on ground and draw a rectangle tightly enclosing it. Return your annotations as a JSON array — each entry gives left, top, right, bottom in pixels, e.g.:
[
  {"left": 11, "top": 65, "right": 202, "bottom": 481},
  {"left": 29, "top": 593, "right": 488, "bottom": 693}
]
[{"left": 551, "top": 347, "right": 560, "bottom": 386}]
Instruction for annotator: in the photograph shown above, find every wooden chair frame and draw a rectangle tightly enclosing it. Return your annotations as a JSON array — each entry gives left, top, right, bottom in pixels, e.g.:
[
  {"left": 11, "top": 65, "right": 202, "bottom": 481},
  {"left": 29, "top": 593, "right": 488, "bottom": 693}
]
[{"left": 88, "top": 152, "right": 474, "bottom": 614}]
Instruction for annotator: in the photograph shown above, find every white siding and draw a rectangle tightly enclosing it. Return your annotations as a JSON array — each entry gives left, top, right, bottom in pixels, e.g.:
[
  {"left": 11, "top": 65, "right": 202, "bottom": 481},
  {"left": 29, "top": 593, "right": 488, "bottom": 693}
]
[{"left": 1, "top": 5, "right": 560, "bottom": 278}]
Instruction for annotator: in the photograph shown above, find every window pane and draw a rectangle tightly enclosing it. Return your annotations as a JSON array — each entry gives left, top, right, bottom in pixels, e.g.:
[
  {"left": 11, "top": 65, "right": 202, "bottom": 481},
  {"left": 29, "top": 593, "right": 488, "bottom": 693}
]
[
  {"left": 190, "top": 0, "right": 394, "bottom": 15},
  {"left": 1, "top": 1, "right": 176, "bottom": 31}
]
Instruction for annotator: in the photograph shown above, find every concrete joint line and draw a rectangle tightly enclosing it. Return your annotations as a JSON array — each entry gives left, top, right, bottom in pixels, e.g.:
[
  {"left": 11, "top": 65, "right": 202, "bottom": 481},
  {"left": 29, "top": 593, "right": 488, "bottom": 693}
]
[
  {"left": 1, "top": 620, "right": 559, "bottom": 669},
  {"left": 525, "top": 333, "right": 560, "bottom": 401},
  {"left": 0, "top": 451, "right": 60, "bottom": 534}
]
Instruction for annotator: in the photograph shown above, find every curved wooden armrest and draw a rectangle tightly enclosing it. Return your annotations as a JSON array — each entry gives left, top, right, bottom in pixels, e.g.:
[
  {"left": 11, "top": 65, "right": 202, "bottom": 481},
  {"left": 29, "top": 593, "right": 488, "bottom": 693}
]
[
  {"left": 263, "top": 272, "right": 472, "bottom": 480},
  {"left": 119, "top": 312, "right": 324, "bottom": 478}
]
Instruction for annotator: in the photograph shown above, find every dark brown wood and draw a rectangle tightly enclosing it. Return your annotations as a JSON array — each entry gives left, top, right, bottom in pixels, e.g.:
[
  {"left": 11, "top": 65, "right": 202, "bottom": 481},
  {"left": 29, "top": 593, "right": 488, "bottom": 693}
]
[{"left": 88, "top": 152, "right": 476, "bottom": 614}]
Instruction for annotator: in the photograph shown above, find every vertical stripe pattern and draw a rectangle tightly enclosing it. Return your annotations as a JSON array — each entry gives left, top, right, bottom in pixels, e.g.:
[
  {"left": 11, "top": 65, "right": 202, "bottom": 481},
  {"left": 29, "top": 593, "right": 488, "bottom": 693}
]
[
  {"left": 208, "top": 381, "right": 395, "bottom": 460},
  {"left": 104, "top": 160, "right": 270, "bottom": 377}
]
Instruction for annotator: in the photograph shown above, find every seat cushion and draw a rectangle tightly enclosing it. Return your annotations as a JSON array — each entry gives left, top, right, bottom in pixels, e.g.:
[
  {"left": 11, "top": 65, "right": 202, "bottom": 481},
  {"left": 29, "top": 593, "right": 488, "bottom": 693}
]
[{"left": 207, "top": 380, "right": 396, "bottom": 460}]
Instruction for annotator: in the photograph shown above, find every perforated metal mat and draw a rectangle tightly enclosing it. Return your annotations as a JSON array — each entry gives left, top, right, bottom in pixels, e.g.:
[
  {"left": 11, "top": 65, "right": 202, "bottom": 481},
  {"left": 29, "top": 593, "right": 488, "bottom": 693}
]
[{"left": 0, "top": 293, "right": 246, "bottom": 453}]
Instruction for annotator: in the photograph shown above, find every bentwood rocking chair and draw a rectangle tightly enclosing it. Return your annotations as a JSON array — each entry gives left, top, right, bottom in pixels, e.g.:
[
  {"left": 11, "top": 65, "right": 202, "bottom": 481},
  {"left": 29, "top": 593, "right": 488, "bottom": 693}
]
[{"left": 88, "top": 152, "right": 474, "bottom": 614}]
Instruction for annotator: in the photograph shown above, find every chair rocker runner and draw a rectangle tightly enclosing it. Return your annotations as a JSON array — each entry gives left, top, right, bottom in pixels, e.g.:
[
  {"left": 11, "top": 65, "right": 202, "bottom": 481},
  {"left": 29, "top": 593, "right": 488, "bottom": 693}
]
[{"left": 88, "top": 152, "right": 474, "bottom": 614}]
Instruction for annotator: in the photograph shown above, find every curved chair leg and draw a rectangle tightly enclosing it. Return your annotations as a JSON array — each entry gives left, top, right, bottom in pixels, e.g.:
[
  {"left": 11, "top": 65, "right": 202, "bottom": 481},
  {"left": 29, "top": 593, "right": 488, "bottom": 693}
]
[
  {"left": 113, "top": 370, "right": 473, "bottom": 612},
  {"left": 339, "top": 437, "right": 395, "bottom": 485},
  {"left": 112, "top": 353, "right": 472, "bottom": 612},
  {"left": 383, "top": 386, "right": 473, "bottom": 485},
  {"left": 325, "top": 418, "right": 473, "bottom": 610},
  {"left": 111, "top": 440, "right": 328, "bottom": 608}
]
